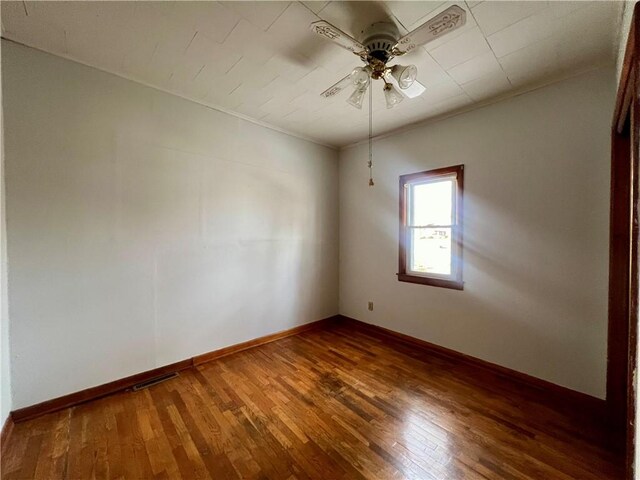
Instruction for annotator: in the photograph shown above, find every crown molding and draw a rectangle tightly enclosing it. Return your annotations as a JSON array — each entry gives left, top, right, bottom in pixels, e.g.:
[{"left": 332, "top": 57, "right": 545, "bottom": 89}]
[
  {"left": 339, "top": 61, "right": 614, "bottom": 151},
  {"left": 1, "top": 37, "right": 614, "bottom": 154},
  {"left": 0, "top": 37, "right": 338, "bottom": 151}
]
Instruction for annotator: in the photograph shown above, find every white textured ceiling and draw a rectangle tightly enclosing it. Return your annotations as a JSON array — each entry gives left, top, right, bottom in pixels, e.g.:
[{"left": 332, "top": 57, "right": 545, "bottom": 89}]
[{"left": 1, "top": 1, "right": 624, "bottom": 147}]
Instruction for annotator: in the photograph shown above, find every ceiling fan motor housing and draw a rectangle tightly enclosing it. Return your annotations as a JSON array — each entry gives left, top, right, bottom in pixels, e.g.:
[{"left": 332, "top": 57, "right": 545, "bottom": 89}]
[{"left": 361, "top": 22, "right": 399, "bottom": 65}]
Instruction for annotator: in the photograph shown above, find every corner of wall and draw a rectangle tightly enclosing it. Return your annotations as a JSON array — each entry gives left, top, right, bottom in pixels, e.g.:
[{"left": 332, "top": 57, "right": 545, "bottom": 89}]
[{"left": 0, "top": 38, "right": 13, "bottom": 426}]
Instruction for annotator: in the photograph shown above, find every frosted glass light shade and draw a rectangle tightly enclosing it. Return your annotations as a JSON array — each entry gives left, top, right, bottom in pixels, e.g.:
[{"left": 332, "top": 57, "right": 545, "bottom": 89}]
[
  {"left": 384, "top": 84, "right": 404, "bottom": 109},
  {"left": 351, "top": 67, "right": 371, "bottom": 89},
  {"left": 391, "top": 64, "right": 417, "bottom": 89},
  {"left": 347, "top": 86, "right": 367, "bottom": 109}
]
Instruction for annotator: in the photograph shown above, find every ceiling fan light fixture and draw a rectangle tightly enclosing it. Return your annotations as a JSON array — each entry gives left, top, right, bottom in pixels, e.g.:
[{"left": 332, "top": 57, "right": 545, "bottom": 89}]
[
  {"left": 391, "top": 64, "right": 418, "bottom": 89},
  {"left": 347, "top": 85, "right": 368, "bottom": 109},
  {"left": 383, "top": 83, "right": 404, "bottom": 109}
]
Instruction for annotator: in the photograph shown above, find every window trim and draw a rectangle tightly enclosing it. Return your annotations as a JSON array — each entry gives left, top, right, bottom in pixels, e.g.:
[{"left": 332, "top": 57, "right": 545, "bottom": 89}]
[{"left": 398, "top": 164, "right": 464, "bottom": 290}]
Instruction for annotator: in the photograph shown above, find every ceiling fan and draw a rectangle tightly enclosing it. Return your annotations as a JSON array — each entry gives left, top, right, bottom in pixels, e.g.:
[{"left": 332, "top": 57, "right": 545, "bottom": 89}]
[{"left": 309, "top": 5, "right": 466, "bottom": 109}]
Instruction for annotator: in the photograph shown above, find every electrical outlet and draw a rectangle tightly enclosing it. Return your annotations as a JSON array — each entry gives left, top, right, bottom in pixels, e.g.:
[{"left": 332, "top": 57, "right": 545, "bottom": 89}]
[{"left": 368, "top": 301, "right": 374, "bottom": 311}]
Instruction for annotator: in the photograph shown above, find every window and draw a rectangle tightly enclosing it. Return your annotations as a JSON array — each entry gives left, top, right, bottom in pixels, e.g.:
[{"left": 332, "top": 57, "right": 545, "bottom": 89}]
[{"left": 398, "top": 165, "right": 463, "bottom": 290}]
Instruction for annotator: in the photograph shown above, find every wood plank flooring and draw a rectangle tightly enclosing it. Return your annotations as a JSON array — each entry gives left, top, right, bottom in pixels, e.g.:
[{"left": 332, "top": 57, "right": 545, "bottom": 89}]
[{"left": 0, "top": 323, "right": 623, "bottom": 479}]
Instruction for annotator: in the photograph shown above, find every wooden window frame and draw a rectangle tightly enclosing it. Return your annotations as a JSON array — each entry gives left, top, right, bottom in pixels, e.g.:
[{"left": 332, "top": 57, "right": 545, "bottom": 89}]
[{"left": 398, "top": 165, "right": 464, "bottom": 290}]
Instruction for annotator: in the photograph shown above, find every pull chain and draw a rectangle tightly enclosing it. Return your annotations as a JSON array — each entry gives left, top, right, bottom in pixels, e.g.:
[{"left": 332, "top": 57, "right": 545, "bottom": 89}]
[{"left": 368, "top": 82, "right": 374, "bottom": 186}]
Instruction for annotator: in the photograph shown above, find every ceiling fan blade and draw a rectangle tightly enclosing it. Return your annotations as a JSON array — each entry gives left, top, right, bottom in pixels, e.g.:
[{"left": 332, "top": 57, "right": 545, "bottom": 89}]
[
  {"left": 320, "top": 74, "right": 352, "bottom": 98},
  {"left": 310, "top": 20, "right": 367, "bottom": 55},
  {"left": 393, "top": 5, "right": 467, "bottom": 55}
]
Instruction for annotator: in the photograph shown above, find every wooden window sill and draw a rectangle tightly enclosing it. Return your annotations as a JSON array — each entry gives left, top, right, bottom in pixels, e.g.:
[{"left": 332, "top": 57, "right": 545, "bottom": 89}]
[{"left": 396, "top": 273, "right": 464, "bottom": 290}]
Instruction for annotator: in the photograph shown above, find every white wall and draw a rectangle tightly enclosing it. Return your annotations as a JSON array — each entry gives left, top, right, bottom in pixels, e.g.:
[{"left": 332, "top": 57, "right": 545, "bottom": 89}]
[
  {"left": 616, "top": 1, "right": 634, "bottom": 86},
  {"left": 339, "top": 67, "right": 614, "bottom": 399},
  {"left": 2, "top": 41, "right": 339, "bottom": 409},
  {"left": 0, "top": 37, "right": 11, "bottom": 426}
]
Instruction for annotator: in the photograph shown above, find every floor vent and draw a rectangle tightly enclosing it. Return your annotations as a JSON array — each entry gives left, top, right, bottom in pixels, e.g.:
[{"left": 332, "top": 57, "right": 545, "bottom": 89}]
[{"left": 132, "top": 372, "right": 179, "bottom": 391}]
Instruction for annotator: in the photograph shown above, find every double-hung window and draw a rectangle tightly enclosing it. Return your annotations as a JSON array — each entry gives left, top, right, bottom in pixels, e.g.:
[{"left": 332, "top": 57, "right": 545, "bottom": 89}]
[{"left": 398, "top": 165, "right": 464, "bottom": 290}]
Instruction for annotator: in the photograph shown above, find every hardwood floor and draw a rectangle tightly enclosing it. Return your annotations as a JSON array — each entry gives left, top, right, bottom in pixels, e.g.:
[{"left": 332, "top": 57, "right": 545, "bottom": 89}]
[{"left": 1, "top": 323, "right": 623, "bottom": 479}]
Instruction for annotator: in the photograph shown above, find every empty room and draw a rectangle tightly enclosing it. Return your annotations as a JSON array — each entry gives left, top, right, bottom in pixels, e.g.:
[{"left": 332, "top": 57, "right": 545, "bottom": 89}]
[{"left": 1, "top": 0, "right": 639, "bottom": 479}]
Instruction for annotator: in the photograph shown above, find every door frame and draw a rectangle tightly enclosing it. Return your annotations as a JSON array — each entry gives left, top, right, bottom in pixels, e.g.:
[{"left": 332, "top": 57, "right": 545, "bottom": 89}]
[{"left": 608, "top": 3, "right": 640, "bottom": 478}]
